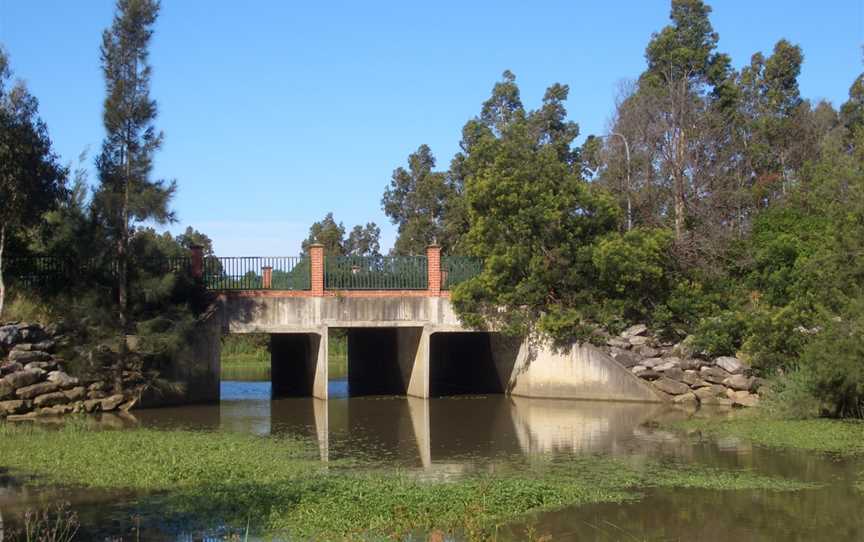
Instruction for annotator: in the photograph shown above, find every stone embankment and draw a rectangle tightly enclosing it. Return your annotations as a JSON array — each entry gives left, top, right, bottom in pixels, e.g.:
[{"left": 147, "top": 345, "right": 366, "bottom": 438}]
[
  {"left": 602, "top": 324, "right": 762, "bottom": 408},
  {"left": 0, "top": 322, "right": 139, "bottom": 421}
]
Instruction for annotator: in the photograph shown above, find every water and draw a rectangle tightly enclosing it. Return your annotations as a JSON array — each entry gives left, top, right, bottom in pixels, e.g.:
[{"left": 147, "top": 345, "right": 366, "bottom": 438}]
[{"left": 2, "top": 376, "right": 863, "bottom": 540}]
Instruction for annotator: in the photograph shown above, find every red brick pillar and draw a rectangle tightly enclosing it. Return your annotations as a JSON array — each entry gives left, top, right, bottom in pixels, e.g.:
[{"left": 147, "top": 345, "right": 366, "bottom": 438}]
[
  {"left": 190, "top": 245, "right": 204, "bottom": 281},
  {"left": 262, "top": 266, "right": 273, "bottom": 289},
  {"left": 426, "top": 244, "right": 441, "bottom": 296},
  {"left": 310, "top": 244, "right": 325, "bottom": 295}
]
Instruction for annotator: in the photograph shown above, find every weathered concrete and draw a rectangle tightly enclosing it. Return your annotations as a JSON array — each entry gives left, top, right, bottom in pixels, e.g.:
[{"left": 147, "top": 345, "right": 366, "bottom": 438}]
[{"left": 220, "top": 295, "right": 661, "bottom": 403}]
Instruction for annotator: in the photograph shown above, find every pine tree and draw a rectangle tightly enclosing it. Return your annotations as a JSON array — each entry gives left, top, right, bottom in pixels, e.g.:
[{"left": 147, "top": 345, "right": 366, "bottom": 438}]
[{"left": 93, "top": 0, "right": 176, "bottom": 328}]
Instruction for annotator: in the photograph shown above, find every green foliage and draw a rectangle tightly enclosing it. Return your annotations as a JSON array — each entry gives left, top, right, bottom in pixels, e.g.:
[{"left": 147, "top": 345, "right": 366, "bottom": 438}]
[
  {"left": 760, "top": 370, "right": 822, "bottom": 420},
  {"left": 301, "top": 212, "right": 381, "bottom": 257},
  {"left": 691, "top": 310, "right": 748, "bottom": 358}
]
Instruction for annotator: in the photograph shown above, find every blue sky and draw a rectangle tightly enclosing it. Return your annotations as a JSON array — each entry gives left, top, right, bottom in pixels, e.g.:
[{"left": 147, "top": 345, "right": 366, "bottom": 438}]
[{"left": 1, "top": 1, "right": 862, "bottom": 255}]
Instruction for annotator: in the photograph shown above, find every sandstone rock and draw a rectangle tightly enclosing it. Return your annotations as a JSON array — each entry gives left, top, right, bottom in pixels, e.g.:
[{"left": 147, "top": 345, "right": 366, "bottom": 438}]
[
  {"left": 33, "top": 340, "right": 56, "bottom": 353},
  {"left": 642, "top": 357, "right": 665, "bottom": 368},
  {"left": 3, "top": 369, "right": 43, "bottom": 389},
  {"left": 700, "top": 396, "right": 734, "bottom": 407},
  {"left": 715, "top": 356, "right": 745, "bottom": 374},
  {"left": 694, "top": 385, "right": 726, "bottom": 401},
  {"left": 15, "top": 381, "right": 60, "bottom": 399},
  {"left": 615, "top": 351, "right": 641, "bottom": 368},
  {"left": 8, "top": 350, "right": 51, "bottom": 364},
  {"left": 639, "top": 369, "right": 662, "bottom": 381},
  {"left": 606, "top": 338, "right": 631, "bottom": 349},
  {"left": 47, "top": 371, "right": 79, "bottom": 388},
  {"left": 88, "top": 381, "right": 107, "bottom": 392},
  {"left": 6, "top": 412, "right": 39, "bottom": 422},
  {"left": 0, "top": 399, "right": 28, "bottom": 416},
  {"left": 38, "top": 404, "right": 73, "bottom": 416},
  {"left": 653, "top": 377, "right": 691, "bottom": 395},
  {"left": 723, "top": 374, "right": 754, "bottom": 391},
  {"left": 621, "top": 324, "right": 648, "bottom": 337},
  {"left": 636, "top": 345, "right": 660, "bottom": 358},
  {"left": 24, "top": 361, "right": 57, "bottom": 372},
  {"left": 682, "top": 371, "right": 709, "bottom": 388},
  {"left": 631, "top": 365, "right": 647, "bottom": 375},
  {"left": 0, "top": 361, "right": 23, "bottom": 376},
  {"left": 11, "top": 342, "right": 34, "bottom": 351},
  {"left": 672, "top": 392, "right": 698, "bottom": 407},
  {"left": 62, "top": 386, "right": 87, "bottom": 402},
  {"left": 628, "top": 335, "right": 650, "bottom": 346},
  {"left": 678, "top": 358, "right": 700, "bottom": 371},
  {"left": 33, "top": 391, "right": 70, "bottom": 408},
  {"left": 734, "top": 393, "right": 760, "bottom": 407},
  {"left": 87, "top": 390, "right": 108, "bottom": 400},
  {"left": 0, "top": 379, "right": 14, "bottom": 400},
  {"left": 663, "top": 367, "right": 686, "bottom": 382},
  {"left": 83, "top": 399, "right": 102, "bottom": 413},
  {"left": 726, "top": 389, "right": 751, "bottom": 401},
  {"left": 100, "top": 394, "right": 125, "bottom": 412},
  {"left": 0, "top": 325, "right": 21, "bottom": 347},
  {"left": 654, "top": 360, "right": 681, "bottom": 372},
  {"left": 700, "top": 366, "right": 732, "bottom": 384}
]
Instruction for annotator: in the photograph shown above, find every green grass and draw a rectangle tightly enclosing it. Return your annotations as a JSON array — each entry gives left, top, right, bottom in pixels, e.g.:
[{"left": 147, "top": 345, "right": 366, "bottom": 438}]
[
  {"left": 672, "top": 415, "right": 864, "bottom": 455},
  {"left": 0, "top": 423, "right": 816, "bottom": 540}
]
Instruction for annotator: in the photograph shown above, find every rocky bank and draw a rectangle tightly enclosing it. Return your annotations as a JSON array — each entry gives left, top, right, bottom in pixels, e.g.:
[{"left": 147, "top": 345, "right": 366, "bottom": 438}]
[
  {"left": 602, "top": 324, "right": 763, "bottom": 408},
  {"left": 0, "top": 322, "right": 143, "bottom": 420}
]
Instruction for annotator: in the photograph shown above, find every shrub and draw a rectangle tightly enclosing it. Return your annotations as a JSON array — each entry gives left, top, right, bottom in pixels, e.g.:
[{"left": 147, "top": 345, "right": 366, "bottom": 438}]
[
  {"left": 760, "top": 370, "right": 822, "bottom": 420},
  {"left": 742, "top": 305, "right": 816, "bottom": 376},
  {"left": 690, "top": 310, "right": 749, "bottom": 358}
]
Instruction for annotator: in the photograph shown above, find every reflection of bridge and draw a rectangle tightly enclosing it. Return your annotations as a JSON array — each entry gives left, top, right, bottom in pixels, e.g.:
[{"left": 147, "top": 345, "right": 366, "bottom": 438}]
[{"left": 191, "top": 244, "right": 660, "bottom": 404}]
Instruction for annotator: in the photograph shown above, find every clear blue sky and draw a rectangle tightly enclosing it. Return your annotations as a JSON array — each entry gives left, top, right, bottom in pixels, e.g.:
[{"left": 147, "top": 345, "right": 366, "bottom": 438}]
[{"left": 1, "top": 1, "right": 862, "bottom": 255}]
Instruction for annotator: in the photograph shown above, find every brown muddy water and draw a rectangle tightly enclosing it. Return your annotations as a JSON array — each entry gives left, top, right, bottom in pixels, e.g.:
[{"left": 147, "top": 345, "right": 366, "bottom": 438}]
[{"left": 1, "top": 374, "right": 863, "bottom": 541}]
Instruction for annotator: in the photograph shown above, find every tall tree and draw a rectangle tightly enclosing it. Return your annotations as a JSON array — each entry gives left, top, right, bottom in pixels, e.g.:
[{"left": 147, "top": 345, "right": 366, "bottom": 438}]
[
  {"left": 382, "top": 145, "right": 455, "bottom": 255},
  {"left": 345, "top": 223, "right": 381, "bottom": 257},
  {"left": 301, "top": 213, "right": 380, "bottom": 257},
  {"left": 0, "top": 50, "right": 66, "bottom": 316},
  {"left": 93, "top": 0, "right": 175, "bottom": 329}
]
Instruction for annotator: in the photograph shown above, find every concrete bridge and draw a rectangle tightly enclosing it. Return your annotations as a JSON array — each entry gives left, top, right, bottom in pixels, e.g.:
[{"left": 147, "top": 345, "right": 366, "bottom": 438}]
[{"left": 182, "top": 244, "right": 660, "bottom": 404}]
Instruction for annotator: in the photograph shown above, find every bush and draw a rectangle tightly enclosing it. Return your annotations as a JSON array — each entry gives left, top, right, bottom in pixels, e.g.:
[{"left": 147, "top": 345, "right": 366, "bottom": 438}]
[
  {"left": 690, "top": 310, "right": 748, "bottom": 358},
  {"left": 760, "top": 370, "right": 822, "bottom": 420},
  {"left": 742, "top": 305, "right": 816, "bottom": 376}
]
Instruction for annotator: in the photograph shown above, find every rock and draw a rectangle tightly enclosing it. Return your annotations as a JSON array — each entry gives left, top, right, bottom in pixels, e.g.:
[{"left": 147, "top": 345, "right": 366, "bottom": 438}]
[
  {"left": 3, "top": 369, "right": 43, "bottom": 389},
  {"left": 628, "top": 335, "right": 650, "bottom": 346},
  {"left": 636, "top": 345, "right": 660, "bottom": 358},
  {"left": 8, "top": 350, "right": 51, "bottom": 364},
  {"left": 17, "top": 325, "right": 46, "bottom": 343},
  {"left": 47, "top": 371, "right": 79, "bottom": 388},
  {"left": 653, "top": 377, "right": 691, "bottom": 395},
  {"left": 654, "top": 360, "right": 681, "bottom": 372},
  {"left": 0, "top": 379, "right": 14, "bottom": 400},
  {"left": 631, "top": 365, "right": 647, "bottom": 375},
  {"left": 87, "top": 390, "right": 108, "bottom": 400},
  {"left": 0, "top": 361, "right": 23, "bottom": 376},
  {"left": 735, "top": 393, "right": 760, "bottom": 407},
  {"left": 83, "top": 399, "right": 102, "bottom": 413},
  {"left": 726, "top": 389, "right": 751, "bottom": 401},
  {"left": 639, "top": 369, "right": 662, "bottom": 381},
  {"left": 715, "top": 356, "right": 745, "bottom": 375},
  {"left": 678, "top": 358, "right": 699, "bottom": 371},
  {"left": 642, "top": 357, "right": 665, "bottom": 368},
  {"left": 682, "top": 371, "right": 709, "bottom": 388},
  {"left": 33, "top": 340, "right": 56, "bottom": 353},
  {"left": 672, "top": 392, "right": 699, "bottom": 407},
  {"left": 119, "top": 398, "right": 137, "bottom": 412},
  {"left": 621, "top": 324, "right": 648, "bottom": 337},
  {"left": 38, "top": 405, "right": 73, "bottom": 416},
  {"left": 0, "top": 325, "right": 21, "bottom": 347},
  {"left": 700, "top": 366, "right": 732, "bottom": 384},
  {"left": 614, "top": 351, "right": 641, "bottom": 368},
  {"left": 663, "top": 367, "right": 686, "bottom": 382},
  {"left": 33, "top": 391, "right": 70, "bottom": 408},
  {"left": 100, "top": 394, "right": 125, "bottom": 412},
  {"left": 15, "top": 381, "right": 60, "bottom": 399},
  {"left": 723, "top": 374, "right": 754, "bottom": 391},
  {"left": 88, "top": 381, "right": 107, "bottom": 392},
  {"left": 700, "top": 396, "right": 734, "bottom": 407},
  {"left": 24, "top": 361, "right": 57, "bottom": 372},
  {"left": 6, "top": 412, "right": 39, "bottom": 422},
  {"left": 62, "top": 386, "right": 87, "bottom": 402},
  {"left": 11, "top": 342, "right": 34, "bottom": 351},
  {"left": 606, "top": 338, "right": 631, "bottom": 349},
  {"left": 0, "top": 399, "right": 28, "bottom": 416}
]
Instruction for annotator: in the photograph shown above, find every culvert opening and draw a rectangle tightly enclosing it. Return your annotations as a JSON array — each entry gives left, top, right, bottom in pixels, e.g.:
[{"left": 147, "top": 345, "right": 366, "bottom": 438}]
[{"left": 430, "top": 332, "right": 503, "bottom": 397}]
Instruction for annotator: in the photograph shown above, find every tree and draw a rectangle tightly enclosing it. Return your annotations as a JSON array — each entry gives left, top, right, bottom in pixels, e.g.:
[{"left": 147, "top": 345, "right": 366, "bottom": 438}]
[
  {"left": 302, "top": 213, "right": 381, "bottom": 257},
  {"left": 175, "top": 226, "right": 214, "bottom": 256},
  {"left": 93, "top": 0, "right": 176, "bottom": 329},
  {"left": 382, "top": 145, "right": 455, "bottom": 254},
  {"left": 0, "top": 49, "right": 67, "bottom": 316}
]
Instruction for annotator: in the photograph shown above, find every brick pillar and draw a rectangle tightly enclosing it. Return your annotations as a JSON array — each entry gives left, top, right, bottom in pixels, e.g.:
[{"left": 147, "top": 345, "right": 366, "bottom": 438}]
[
  {"left": 190, "top": 245, "right": 204, "bottom": 281},
  {"left": 426, "top": 244, "right": 441, "bottom": 296},
  {"left": 262, "top": 266, "right": 273, "bottom": 289},
  {"left": 310, "top": 244, "right": 325, "bottom": 295}
]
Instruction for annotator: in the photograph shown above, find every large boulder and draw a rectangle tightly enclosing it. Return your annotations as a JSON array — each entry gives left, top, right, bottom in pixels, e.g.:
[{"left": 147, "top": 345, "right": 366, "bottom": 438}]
[
  {"left": 62, "top": 386, "right": 87, "bottom": 402},
  {"left": 715, "top": 356, "right": 745, "bottom": 375},
  {"left": 635, "top": 345, "right": 660, "bottom": 358},
  {"left": 33, "top": 391, "right": 70, "bottom": 408},
  {"left": 700, "top": 396, "right": 734, "bottom": 407},
  {"left": 8, "top": 350, "right": 51, "bottom": 364},
  {"left": 639, "top": 369, "right": 662, "bottom": 381},
  {"left": 628, "top": 335, "right": 650, "bottom": 346},
  {"left": 614, "top": 351, "right": 641, "bottom": 368},
  {"left": 0, "top": 399, "right": 29, "bottom": 416},
  {"left": 0, "top": 361, "right": 23, "bottom": 376},
  {"left": 621, "top": 324, "right": 648, "bottom": 338},
  {"left": 654, "top": 359, "right": 681, "bottom": 372},
  {"left": 700, "top": 366, "right": 732, "bottom": 384},
  {"left": 0, "top": 379, "right": 14, "bottom": 400},
  {"left": 663, "top": 367, "right": 686, "bottom": 382},
  {"left": 47, "top": 371, "right": 79, "bottom": 388},
  {"left": 723, "top": 374, "right": 754, "bottom": 391},
  {"left": 682, "top": 371, "right": 709, "bottom": 388},
  {"left": 0, "top": 325, "right": 21, "bottom": 347},
  {"left": 606, "top": 338, "right": 631, "bottom": 349},
  {"left": 672, "top": 392, "right": 698, "bottom": 407},
  {"left": 653, "top": 377, "right": 691, "bottom": 395},
  {"left": 17, "top": 324, "right": 47, "bottom": 343},
  {"left": 15, "top": 381, "right": 60, "bottom": 400},
  {"left": 3, "top": 369, "right": 43, "bottom": 390},
  {"left": 642, "top": 357, "right": 665, "bottom": 368},
  {"left": 100, "top": 394, "right": 126, "bottom": 412}
]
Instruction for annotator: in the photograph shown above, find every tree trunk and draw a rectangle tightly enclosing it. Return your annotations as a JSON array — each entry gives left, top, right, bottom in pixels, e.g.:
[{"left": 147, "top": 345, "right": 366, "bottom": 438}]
[{"left": 0, "top": 223, "right": 6, "bottom": 318}]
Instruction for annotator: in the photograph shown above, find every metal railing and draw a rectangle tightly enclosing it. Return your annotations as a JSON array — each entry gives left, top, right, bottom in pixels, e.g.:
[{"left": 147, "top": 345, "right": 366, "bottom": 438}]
[
  {"left": 203, "top": 256, "right": 310, "bottom": 290},
  {"left": 325, "top": 255, "right": 428, "bottom": 290},
  {"left": 441, "top": 256, "right": 483, "bottom": 290}
]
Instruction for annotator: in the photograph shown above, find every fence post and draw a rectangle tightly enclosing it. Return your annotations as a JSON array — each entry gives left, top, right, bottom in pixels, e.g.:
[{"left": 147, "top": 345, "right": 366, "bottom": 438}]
[
  {"left": 310, "top": 244, "right": 325, "bottom": 295},
  {"left": 262, "top": 266, "right": 273, "bottom": 289},
  {"left": 190, "top": 245, "right": 204, "bottom": 281},
  {"left": 426, "top": 244, "right": 441, "bottom": 295}
]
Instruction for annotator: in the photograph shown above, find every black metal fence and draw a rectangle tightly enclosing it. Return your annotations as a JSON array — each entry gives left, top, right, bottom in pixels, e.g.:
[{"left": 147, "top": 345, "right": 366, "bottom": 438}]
[
  {"left": 203, "top": 256, "right": 310, "bottom": 290},
  {"left": 442, "top": 256, "right": 483, "bottom": 290},
  {"left": 325, "top": 255, "right": 428, "bottom": 290}
]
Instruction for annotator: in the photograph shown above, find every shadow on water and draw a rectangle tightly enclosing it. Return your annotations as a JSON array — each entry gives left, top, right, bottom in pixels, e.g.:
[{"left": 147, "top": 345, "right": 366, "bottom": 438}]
[{"left": 2, "top": 369, "right": 864, "bottom": 540}]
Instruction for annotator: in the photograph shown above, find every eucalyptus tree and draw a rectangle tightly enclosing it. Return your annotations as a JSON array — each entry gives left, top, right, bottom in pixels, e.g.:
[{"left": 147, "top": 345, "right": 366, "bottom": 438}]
[{"left": 93, "top": 0, "right": 176, "bottom": 328}]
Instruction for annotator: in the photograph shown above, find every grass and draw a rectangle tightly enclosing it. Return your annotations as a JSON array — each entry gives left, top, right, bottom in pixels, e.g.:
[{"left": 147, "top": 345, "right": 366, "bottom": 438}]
[
  {"left": 672, "top": 414, "right": 864, "bottom": 455},
  {"left": 0, "top": 422, "right": 816, "bottom": 540}
]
